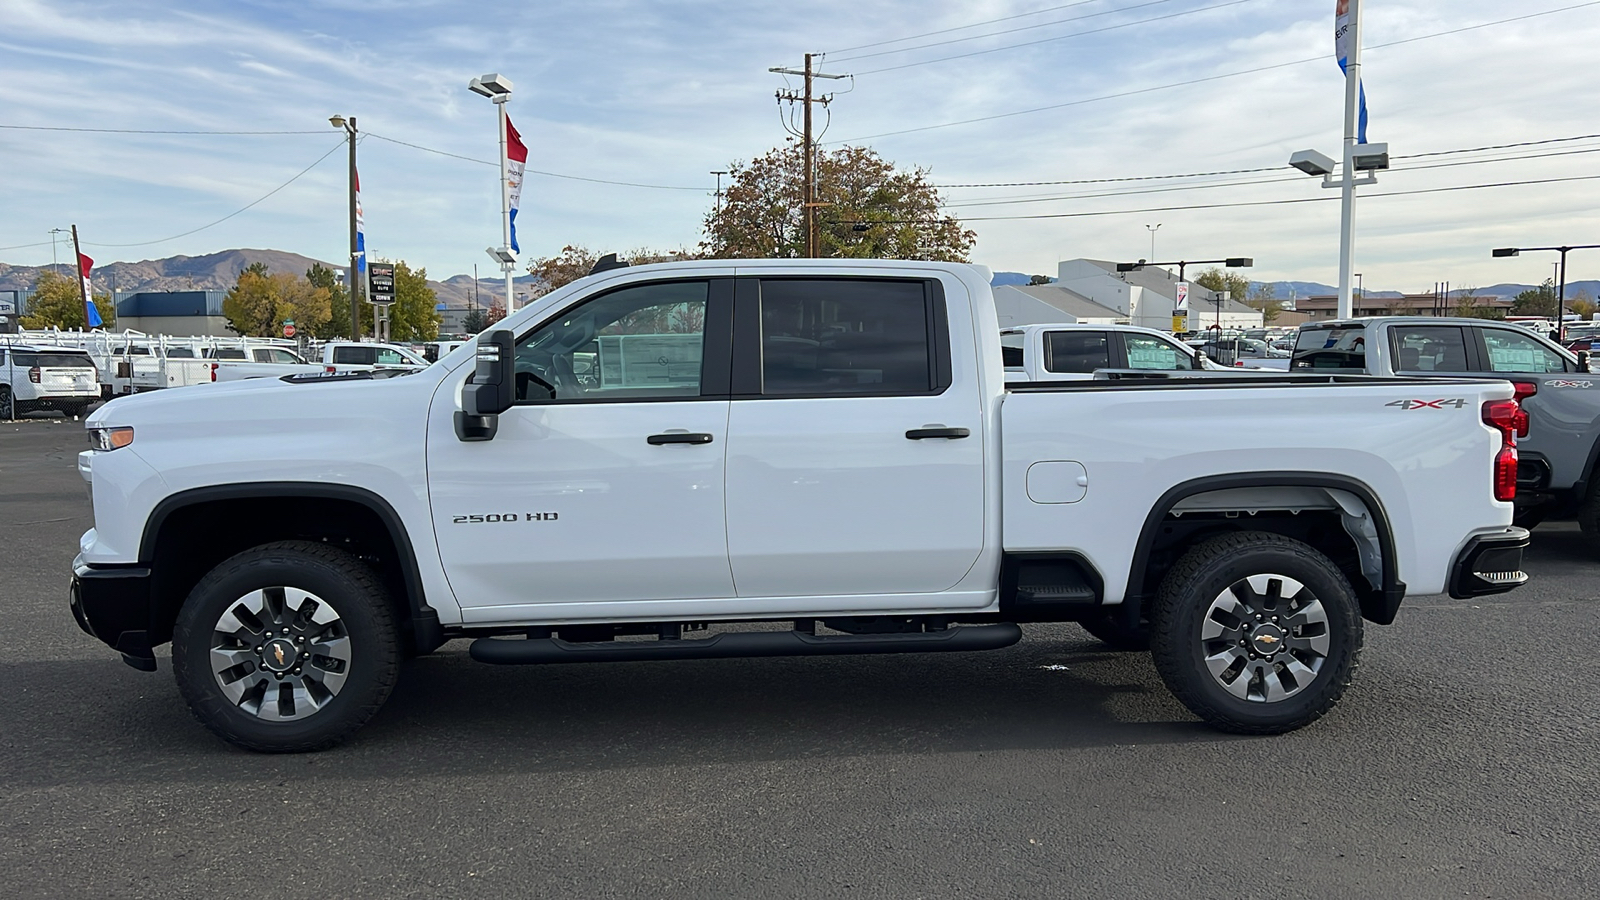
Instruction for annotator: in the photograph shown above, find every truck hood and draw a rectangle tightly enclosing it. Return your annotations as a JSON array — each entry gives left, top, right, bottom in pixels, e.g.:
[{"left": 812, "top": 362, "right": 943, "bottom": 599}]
[{"left": 86, "top": 368, "right": 444, "bottom": 430}]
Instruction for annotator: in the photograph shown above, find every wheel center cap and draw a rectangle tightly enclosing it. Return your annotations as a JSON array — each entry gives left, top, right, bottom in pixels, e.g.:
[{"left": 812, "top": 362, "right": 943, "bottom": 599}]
[
  {"left": 1250, "top": 624, "right": 1287, "bottom": 656},
  {"left": 262, "top": 638, "right": 296, "bottom": 672}
]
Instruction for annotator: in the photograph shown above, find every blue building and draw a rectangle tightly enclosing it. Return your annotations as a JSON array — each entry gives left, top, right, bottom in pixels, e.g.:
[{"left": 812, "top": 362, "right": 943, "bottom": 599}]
[{"left": 115, "top": 290, "right": 232, "bottom": 336}]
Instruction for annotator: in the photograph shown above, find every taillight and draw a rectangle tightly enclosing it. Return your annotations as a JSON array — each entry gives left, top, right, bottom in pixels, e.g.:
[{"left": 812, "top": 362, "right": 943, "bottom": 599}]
[
  {"left": 1483, "top": 398, "right": 1520, "bottom": 502},
  {"left": 1510, "top": 382, "right": 1536, "bottom": 438},
  {"left": 209, "top": 363, "right": 218, "bottom": 382},
  {"left": 28, "top": 367, "right": 40, "bottom": 383}
]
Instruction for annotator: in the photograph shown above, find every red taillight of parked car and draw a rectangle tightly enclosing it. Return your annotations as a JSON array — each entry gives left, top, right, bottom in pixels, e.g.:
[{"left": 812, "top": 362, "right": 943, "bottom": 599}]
[
  {"left": 1482, "top": 398, "right": 1520, "bottom": 502},
  {"left": 28, "top": 367, "right": 40, "bottom": 383},
  {"left": 209, "top": 363, "right": 218, "bottom": 383}
]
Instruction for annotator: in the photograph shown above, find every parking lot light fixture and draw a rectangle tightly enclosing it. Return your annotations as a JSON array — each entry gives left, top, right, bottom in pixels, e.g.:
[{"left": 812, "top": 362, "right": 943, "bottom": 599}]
[
  {"left": 1492, "top": 244, "right": 1600, "bottom": 341},
  {"left": 469, "top": 73, "right": 518, "bottom": 311},
  {"left": 330, "top": 114, "right": 361, "bottom": 339}
]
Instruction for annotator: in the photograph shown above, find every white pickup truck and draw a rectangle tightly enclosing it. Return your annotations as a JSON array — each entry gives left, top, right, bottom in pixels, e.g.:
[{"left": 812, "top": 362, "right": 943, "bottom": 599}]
[
  {"left": 1001, "top": 323, "right": 1231, "bottom": 382},
  {"left": 70, "top": 260, "right": 1530, "bottom": 752}
]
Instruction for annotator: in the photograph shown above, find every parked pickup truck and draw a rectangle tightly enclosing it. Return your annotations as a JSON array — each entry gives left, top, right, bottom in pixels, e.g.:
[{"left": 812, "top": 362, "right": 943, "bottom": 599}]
[
  {"left": 208, "top": 346, "right": 332, "bottom": 383},
  {"left": 1001, "top": 323, "right": 1232, "bottom": 382},
  {"left": 71, "top": 260, "right": 1530, "bottom": 752},
  {"left": 1292, "top": 317, "right": 1598, "bottom": 533},
  {"left": 316, "top": 341, "right": 429, "bottom": 371}
]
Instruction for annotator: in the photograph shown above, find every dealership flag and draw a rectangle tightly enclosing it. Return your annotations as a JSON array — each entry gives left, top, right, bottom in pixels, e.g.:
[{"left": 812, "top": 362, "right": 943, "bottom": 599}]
[
  {"left": 78, "top": 252, "right": 102, "bottom": 328},
  {"left": 1335, "top": 0, "right": 1370, "bottom": 143},
  {"left": 506, "top": 116, "right": 526, "bottom": 253},
  {"left": 354, "top": 168, "right": 367, "bottom": 274}
]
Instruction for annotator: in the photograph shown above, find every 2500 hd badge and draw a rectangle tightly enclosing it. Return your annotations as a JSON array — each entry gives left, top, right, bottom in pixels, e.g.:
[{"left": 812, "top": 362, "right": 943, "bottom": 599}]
[{"left": 452, "top": 512, "right": 560, "bottom": 523}]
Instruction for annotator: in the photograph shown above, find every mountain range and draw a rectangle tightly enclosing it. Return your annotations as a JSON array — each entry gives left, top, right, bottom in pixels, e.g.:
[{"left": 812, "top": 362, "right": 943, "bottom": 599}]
[{"left": 2, "top": 252, "right": 1590, "bottom": 311}]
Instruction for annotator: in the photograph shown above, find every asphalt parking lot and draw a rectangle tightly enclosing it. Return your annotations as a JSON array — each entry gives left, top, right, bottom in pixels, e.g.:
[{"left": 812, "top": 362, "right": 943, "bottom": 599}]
[{"left": 3, "top": 414, "right": 1598, "bottom": 900}]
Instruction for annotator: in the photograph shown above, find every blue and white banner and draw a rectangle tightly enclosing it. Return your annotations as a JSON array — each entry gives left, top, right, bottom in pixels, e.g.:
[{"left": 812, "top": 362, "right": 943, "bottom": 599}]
[{"left": 1335, "top": 0, "right": 1370, "bottom": 144}]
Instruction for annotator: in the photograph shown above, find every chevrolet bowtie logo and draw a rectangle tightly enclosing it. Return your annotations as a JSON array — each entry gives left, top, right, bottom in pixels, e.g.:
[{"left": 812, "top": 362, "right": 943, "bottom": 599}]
[
  {"left": 1256, "top": 634, "right": 1282, "bottom": 646},
  {"left": 274, "top": 645, "right": 286, "bottom": 666}
]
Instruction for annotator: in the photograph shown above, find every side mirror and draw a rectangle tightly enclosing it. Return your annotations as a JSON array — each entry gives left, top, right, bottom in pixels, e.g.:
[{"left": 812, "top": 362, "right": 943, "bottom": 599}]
[
  {"left": 456, "top": 330, "right": 514, "bottom": 442},
  {"left": 1578, "top": 350, "right": 1591, "bottom": 374}
]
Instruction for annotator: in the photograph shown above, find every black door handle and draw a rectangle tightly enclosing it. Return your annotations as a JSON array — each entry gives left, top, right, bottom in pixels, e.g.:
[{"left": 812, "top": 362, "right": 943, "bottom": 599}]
[
  {"left": 647, "top": 432, "right": 715, "bottom": 445},
  {"left": 906, "top": 427, "right": 971, "bottom": 440}
]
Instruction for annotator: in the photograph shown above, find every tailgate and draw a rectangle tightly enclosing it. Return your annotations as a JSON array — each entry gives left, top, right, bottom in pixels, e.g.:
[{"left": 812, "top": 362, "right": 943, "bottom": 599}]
[{"left": 39, "top": 366, "right": 99, "bottom": 393}]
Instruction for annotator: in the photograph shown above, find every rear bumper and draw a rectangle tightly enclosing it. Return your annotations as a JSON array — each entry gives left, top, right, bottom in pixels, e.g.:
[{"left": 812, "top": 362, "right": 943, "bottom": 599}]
[
  {"left": 1448, "top": 527, "right": 1531, "bottom": 599},
  {"left": 69, "top": 557, "right": 158, "bottom": 671}
]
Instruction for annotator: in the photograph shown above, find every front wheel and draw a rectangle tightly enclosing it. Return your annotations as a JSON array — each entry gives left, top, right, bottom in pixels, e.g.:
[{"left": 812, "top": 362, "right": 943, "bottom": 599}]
[
  {"left": 1149, "top": 532, "right": 1362, "bottom": 735},
  {"left": 172, "top": 541, "right": 400, "bottom": 752},
  {"left": 0, "top": 386, "right": 13, "bottom": 420}
]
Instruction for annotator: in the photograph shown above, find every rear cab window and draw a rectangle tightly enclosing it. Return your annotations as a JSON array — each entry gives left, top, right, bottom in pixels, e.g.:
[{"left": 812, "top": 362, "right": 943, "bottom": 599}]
[
  {"left": 1390, "top": 325, "right": 1469, "bottom": 372},
  {"left": 1293, "top": 325, "right": 1368, "bottom": 371},
  {"left": 1044, "top": 331, "right": 1110, "bottom": 375},
  {"left": 754, "top": 279, "right": 941, "bottom": 396}
]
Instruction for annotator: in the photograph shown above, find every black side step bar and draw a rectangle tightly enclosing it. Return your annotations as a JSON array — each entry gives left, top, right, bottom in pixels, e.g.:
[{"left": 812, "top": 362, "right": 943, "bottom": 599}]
[{"left": 469, "top": 623, "right": 1023, "bottom": 665}]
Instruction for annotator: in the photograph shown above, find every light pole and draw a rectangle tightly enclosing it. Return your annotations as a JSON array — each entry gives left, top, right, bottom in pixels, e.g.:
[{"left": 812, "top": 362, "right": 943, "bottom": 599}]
[
  {"left": 1288, "top": 0, "right": 1389, "bottom": 320},
  {"left": 469, "top": 74, "right": 517, "bottom": 313},
  {"left": 329, "top": 115, "right": 362, "bottom": 340},
  {"left": 1117, "top": 257, "right": 1252, "bottom": 332},
  {"left": 1494, "top": 244, "right": 1600, "bottom": 342},
  {"left": 1146, "top": 224, "right": 1162, "bottom": 262},
  {"left": 711, "top": 170, "right": 729, "bottom": 216}
]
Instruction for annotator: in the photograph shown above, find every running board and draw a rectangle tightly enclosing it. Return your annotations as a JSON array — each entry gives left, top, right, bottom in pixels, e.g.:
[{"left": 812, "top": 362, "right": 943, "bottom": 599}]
[{"left": 469, "top": 623, "right": 1023, "bottom": 665}]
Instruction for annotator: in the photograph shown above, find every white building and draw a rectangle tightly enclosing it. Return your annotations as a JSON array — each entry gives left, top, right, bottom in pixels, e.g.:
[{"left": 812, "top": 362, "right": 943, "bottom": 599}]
[
  {"left": 992, "top": 283, "right": 1127, "bottom": 328},
  {"left": 1053, "top": 259, "right": 1263, "bottom": 333}
]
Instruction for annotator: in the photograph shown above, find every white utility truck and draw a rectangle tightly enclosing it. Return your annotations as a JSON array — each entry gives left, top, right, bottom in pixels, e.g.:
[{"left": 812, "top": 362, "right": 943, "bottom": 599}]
[{"left": 70, "top": 260, "right": 1530, "bottom": 752}]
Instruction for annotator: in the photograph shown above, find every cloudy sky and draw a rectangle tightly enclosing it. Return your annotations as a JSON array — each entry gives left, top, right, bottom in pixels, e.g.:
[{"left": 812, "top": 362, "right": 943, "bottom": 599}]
[{"left": 3, "top": 0, "right": 1600, "bottom": 292}]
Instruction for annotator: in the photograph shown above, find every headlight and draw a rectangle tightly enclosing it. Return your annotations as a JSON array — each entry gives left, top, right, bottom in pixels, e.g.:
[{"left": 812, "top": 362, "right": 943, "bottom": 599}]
[{"left": 87, "top": 426, "right": 135, "bottom": 452}]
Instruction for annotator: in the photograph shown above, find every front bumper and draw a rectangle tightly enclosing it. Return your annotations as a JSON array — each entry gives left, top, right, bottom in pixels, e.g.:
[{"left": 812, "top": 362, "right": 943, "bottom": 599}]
[
  {"left": 69, "top": 556, "right": 158, "bottom": 671},
  {"left": 1448, "top": 527, "right": 1531, "bottom": 599}
]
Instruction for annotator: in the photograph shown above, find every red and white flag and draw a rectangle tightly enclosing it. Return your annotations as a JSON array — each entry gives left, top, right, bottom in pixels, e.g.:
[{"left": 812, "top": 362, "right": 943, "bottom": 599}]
[
  {"left": 506, "top": 116, "right": 526, "bottom": 253},
  {"left": 78, "top": 252, "right": 103, "bottom": 327}
]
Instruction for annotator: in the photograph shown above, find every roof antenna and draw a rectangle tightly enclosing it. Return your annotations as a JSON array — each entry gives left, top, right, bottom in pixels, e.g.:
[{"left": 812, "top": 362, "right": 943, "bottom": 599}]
[{"left": 589, "top": 253, "right": 628, "bottom": 275}]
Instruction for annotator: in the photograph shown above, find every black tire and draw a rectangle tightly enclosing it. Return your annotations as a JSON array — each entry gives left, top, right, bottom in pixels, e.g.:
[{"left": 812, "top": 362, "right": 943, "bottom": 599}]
[
  {"left": 1079, "top": 611, "right": 1150, "bottom": 651},
  {"left": 172, "top": 541, "right": 400, "bottom": 753},
  {"left": 0, "top": 386, "right": 12, "bottom": 420},
  {"left": 1577, "top": 484, "right": 1600, "bottom": 537},
  {"left": 1149, "top": 531, "right": 1362, "bottom": 735}
]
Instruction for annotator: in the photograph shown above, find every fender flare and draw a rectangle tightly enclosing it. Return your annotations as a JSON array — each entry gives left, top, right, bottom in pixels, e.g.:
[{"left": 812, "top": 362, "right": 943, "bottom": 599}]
[
  {"left": 1122, "top": 472, "right": 1405, "bottom": 626},
  {"left": 140, "top": 482, "right": 443, "bottom": 652}
]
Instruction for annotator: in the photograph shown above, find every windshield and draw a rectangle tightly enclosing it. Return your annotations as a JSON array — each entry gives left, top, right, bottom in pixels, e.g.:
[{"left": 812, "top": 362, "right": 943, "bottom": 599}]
[{"left": 1293, "top": 325, "right": 1368, "bottom": 371}]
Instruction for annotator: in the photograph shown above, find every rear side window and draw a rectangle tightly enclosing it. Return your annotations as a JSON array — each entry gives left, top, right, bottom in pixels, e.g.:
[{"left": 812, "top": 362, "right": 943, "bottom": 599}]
[
  {"left": 205, "top": 348, "right": 247, "bottom": 360},
  {"left": 1124, "top": 334, "right": 1195, "bottom": 370},
  {"left": 332, "top": 346, "right": 374, "bottom": 365},
  {"left": 1391, "top": 325, "right": 1469, "bottom": 372},
  {"left": 1044, "top": 332, "right": 1110, "bottom": 374},
  {"left": 13, "top": 352, "right": 95, "bottom": 368},
  {"left": 165, "top": 348, "right": 195, "bottom": 358},
  {"left": 1293, "top": 325, "right": 1367, "bottom": 371},
  {"left": 1481, "top": 329, "right": 1568, "bottom": 373},
  {"left": 757, "top": 279, "right": 933, "bottom": 396}
]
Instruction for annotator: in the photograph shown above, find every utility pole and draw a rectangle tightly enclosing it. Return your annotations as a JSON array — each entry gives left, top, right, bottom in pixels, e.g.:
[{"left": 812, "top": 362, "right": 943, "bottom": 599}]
[
  {"left": 330, "top": 114, "right": 361, "bottom": 340},
  {"left": 70, "top": 224, "right": 91, "bottom": 330},
  {"left": 710, "top": 170, "right": 728, "bottom": 216},
  {"left": 771, "top": 54, "right": 848, "bottom": 258}
]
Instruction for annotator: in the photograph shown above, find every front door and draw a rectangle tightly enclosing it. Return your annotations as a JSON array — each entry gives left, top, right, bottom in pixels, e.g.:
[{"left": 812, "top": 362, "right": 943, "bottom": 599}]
[
  {"left": 723, "top": 275, "right": 987, "bottom": 600},
  {"left": 427, "top": 277, "right": 736, "bottom": 619}
]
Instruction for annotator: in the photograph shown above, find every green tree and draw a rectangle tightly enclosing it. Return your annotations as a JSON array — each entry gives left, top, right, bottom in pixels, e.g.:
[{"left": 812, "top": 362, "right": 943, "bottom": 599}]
[
  {"left": 1512, "top": 278, "right": 1559, "bottom": 318},
  {"left": 703, "top": 143, "right": 975, "bottom": 261},
  {"left": 1453, "top": 286, "right": 1503, "bottom": 320},
  {"left": 222, "top": 268, "right": 332, "bottom": 337},
  {"left": 386, "top": 261, "right": 442, "bottom": 341},
  {"left": 306, "top": 263, "right": 351, "bottom": 336},
  {"left": 1192, "top": 268, "right": 1252, "bottom": 304},
  {"left": 1027, "top": 275, "right": 1054, "bottom": 286},
  {"left": 1567, "top": 289, "right": 1595, "bottom": 321},
  {"left": 1245, "top": 283, "right": 1284, "bottom": 324},
  {"left": 461, "top": 307, "right": 489, "bottom": 334},
  {"left": 20, "top": 270, "right": 116, "bottom": 330}
]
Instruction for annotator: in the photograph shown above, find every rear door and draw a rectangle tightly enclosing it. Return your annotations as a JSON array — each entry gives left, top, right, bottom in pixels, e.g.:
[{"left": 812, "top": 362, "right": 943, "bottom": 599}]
[
  {"left": 1040, "top": 330, "right": 1113, "bottom": 380},
  {"left": 722, "top": 275, "right": 986, "bottom": 599}
]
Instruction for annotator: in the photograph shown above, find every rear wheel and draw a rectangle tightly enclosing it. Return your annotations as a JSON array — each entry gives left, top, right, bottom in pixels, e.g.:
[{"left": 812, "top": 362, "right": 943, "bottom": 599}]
[
  {"left": 172, "top": 541, "right": 400, "bottom": 752},
  {"left": 1577, "top": 483, "right": 1600, "bottom": 538},
  {"left": 0, "top": 386, "right": 12, "bottom": 420},
  {"left": 1149, "top": 532, "right": 1362, "bottom": 734}
]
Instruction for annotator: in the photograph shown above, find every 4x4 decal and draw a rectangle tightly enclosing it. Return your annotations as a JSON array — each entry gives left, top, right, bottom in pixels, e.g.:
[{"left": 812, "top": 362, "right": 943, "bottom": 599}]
[
  {"left": 1386, "top": 399, "right": 1468, "bottom": 410},
  {"left": 1549, "top": 380, "right": 1594, "bottom": 388}
]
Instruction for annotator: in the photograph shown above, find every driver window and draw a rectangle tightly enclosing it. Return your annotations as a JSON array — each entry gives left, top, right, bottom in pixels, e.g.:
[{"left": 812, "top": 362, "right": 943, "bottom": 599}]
[
  {"left": 1125, "top": 334, "right": 1195, "bottom": 370},
  {"left": 514, "top": 280, "right": 709, "bottom": 402}
]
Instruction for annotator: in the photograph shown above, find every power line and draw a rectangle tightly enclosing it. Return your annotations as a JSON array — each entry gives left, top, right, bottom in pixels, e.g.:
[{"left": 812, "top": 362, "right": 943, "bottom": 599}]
[
  {"left": 0, "top": 124, "right": 324, "bottom": 135},
  {"left": 831, "top": 0, "right": 1184, "bottom": 63},
  {"left": 834, "top": 1, "right": 1600, "bottom": 142},
  {"left": 363, "top": 131, "right": 709, "bottom": 191},
  {"left": 82, "top": 139, "right": 346, "bottom": 248},
  {"left": 939, "top": 174, "right": 1600, "bottom": 222},
  {"left": 0, "top": 239, "right": 56, "bottom": 252},
  {"left": 933, "top": 132, "right": 1600, "bottom": 188},
  {"left": 852, "top": 0, "right": 1257, "bottom": 75},
  {"left": 823, "top": 0, "right": 1103, "bottom": 56}
]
